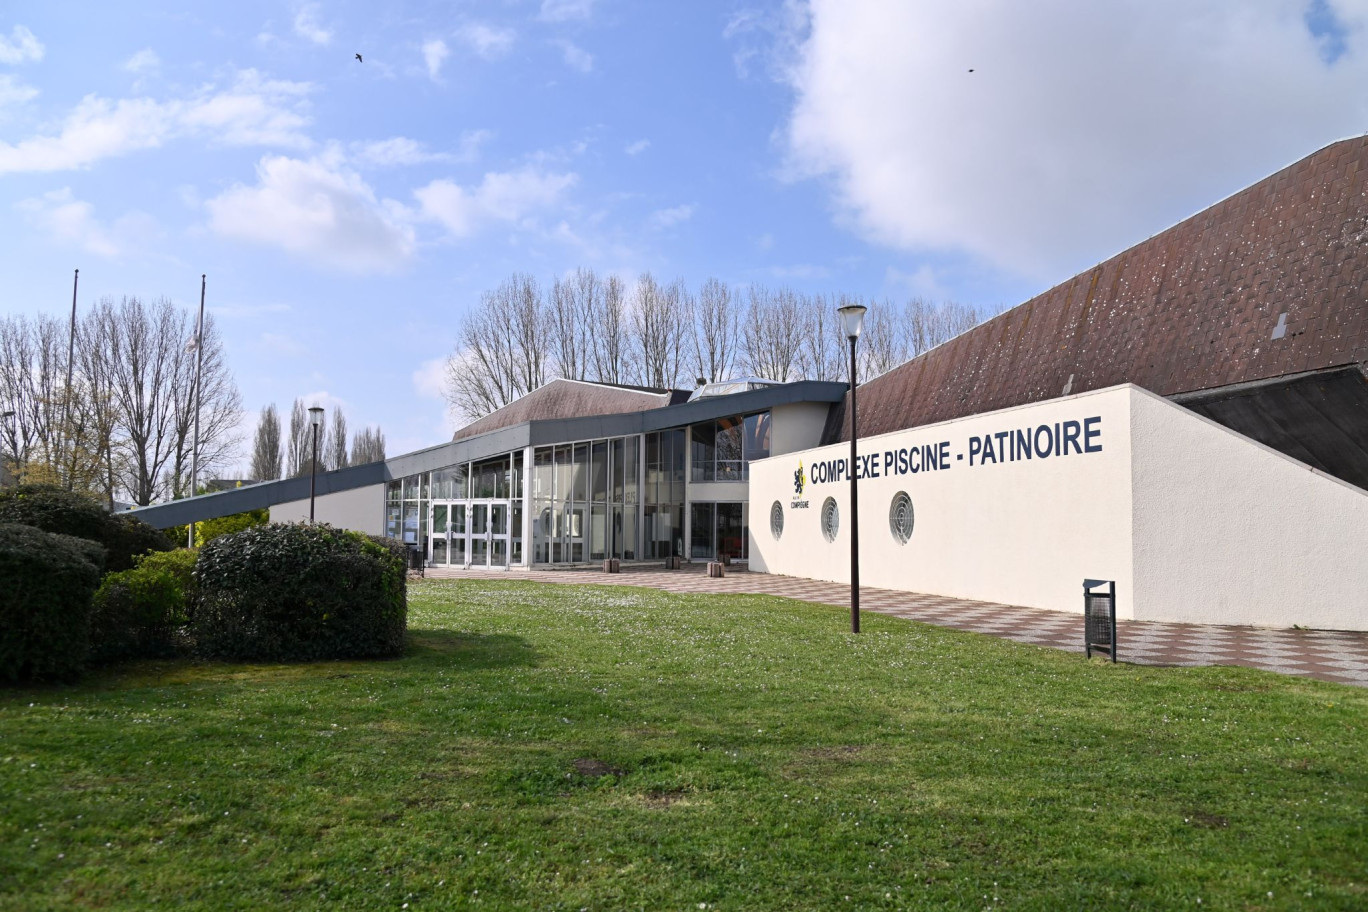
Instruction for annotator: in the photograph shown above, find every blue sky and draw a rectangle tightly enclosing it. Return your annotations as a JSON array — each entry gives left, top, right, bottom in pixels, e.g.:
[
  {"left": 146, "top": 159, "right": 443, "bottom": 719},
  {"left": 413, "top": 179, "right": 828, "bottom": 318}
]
[{"left": 1, "top": 1, "right": 1364, "bottom": 464}]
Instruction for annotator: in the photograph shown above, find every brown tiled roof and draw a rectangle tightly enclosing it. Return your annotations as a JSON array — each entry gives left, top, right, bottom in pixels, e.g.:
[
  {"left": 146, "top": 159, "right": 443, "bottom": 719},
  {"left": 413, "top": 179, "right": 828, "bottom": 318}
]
[
  {"left": 825, "top": 137, "right": 1368, "bottom": 443},
  {"left": 452, "top": 379, "right": 683, "bottom": 441}
]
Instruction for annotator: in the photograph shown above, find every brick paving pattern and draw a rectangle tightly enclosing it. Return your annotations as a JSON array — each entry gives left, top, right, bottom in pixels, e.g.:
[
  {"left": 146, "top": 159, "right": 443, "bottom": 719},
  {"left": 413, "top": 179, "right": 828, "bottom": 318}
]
[{"left": 424, "top": 564, "right": 1368, "bottom": 688}]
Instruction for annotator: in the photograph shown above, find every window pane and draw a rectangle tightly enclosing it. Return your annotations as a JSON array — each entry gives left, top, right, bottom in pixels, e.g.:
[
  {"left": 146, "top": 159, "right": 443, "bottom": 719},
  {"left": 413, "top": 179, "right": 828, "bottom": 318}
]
[
  {"left": 611, "top": 504, "right": 624, "bottom": 560},
  {"left": 622, "top": 506, "right": 637, "bottom": 560},
  {"left": 717, "top": 503, "right": 744, "bottom": 560},
  {"left": 590, "top": 503, "right": 607, "bottom": 561},
  {"left": 555, "top": 446, "right": 572, "bottom": 508},
  {"left": 690, "top": 502, "right": 714, "bottom": 559},
  {"left": 513, "top": 451, "right": 523, "bottom": 501},
  {"left": 611, "top": 438, "right": 625, "bottom": 503},
  {"left": 624, "top": 436, "right": 639, "bottom": 504},
  {"left": 744, "top": 412, "right": 771, "bottom": 462},
  {"left": 690, "top": 423, "right": 715, "bottom": 482},
  {"left": 716, "top": 417, "right": 743, "bottom": 481},
  {"left": 573, "top": 443, "right": 589, "bottom": 504},
  {"left": 591, "top": 440, "right": 608, "bottom": 503}
]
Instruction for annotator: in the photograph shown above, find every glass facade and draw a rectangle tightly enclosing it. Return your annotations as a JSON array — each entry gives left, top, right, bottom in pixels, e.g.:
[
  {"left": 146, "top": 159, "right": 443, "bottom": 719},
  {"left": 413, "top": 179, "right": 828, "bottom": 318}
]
[
  {"left": 382, "top": 412, "right": 764, "bottom": 568},
  {"left": 531, "top": 435, "right": 639, "bottom": 565},
  {"left": 644, "top": 429, "right": 686, "bottom": 558},
  {"left": 690, "top": 411, "right": 771, "bottom": 481}
]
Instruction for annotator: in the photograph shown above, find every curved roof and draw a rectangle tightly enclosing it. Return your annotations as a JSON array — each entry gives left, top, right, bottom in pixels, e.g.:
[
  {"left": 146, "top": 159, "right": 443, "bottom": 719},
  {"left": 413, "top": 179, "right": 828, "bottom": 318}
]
[
  {"left": 824, "top": 137, "right": 1368, "bottom": 444},
  {"left": 452, "top": 378, "right": 689, "bottom": 442}
]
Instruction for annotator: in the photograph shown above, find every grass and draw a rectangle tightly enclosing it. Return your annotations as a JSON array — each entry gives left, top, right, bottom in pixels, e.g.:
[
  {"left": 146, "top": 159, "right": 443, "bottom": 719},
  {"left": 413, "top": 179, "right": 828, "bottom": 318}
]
[{"left": 2, "top": 578, "right": 1366, "bottom": 910}]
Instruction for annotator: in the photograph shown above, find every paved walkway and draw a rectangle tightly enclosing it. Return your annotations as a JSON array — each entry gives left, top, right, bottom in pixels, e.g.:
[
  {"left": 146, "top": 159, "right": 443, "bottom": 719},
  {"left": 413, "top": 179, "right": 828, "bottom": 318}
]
[{"left": 423, "top": 564, "right": 1368, "bottom": 688}]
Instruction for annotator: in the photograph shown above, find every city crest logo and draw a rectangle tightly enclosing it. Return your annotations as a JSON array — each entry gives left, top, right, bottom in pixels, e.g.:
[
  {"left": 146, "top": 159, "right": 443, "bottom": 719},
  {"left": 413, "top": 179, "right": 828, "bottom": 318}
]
[{"left": 794, "top": 461, "right": 806, "bottom": 497}]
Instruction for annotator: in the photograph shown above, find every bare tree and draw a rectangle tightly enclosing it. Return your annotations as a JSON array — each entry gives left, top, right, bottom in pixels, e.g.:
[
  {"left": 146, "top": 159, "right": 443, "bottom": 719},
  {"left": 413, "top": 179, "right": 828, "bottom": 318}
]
[
  {"left": 692, "top": 277, "right": 741, "bottom": 384},
  {"left": 549, "top": 269, "right": 597, "bottom": 381},
  {"left": 443, "top": 273, "right": 549, "bottom": 422},
  {"left": 325, "top": 408, "right": 349, "bottom": 471},
  {"left": 166, "top": 309, "right": 241, "bottom": 498},
  {"left": 631, "top": 274, "right": 690, "bottom": 389},
  {"left": 0, "top": 314, "right": 66, "bottom": 486},
  {"left": 86, "top": 296, "right": 239, "bottom": 506},
  {"left": 858, "top": 297, "right": 909, "bottom": 379},
  {"left": 741, "top": 284, "right": 804, "bottom": 382},
  {"left": 287, "top": 399, "right": 311, "bottom": 478},
  {"left": 250, "top": 404, "right": 282, "bottom": 481},
  {"left": 798, "top": 293, "right": 844, "bottom": 382},
  {"left": 905, "top": 297, "right": 985, "bottom": 357},
  {"left": 350, "top": 426, "right": 386, "bottom": 465},
  {"left": 590, "top": 273, "right": 631, "bottom": 385}
]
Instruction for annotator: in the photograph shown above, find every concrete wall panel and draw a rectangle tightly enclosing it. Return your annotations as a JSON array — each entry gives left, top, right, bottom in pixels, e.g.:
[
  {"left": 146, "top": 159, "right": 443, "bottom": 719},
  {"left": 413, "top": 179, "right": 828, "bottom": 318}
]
[{"left": 271, "top": 483, "right": 385, "bottom": 535}]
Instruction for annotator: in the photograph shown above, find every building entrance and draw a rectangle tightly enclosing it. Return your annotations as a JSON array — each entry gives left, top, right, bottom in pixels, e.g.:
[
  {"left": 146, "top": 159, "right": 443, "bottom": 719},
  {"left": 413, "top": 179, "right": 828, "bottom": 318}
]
[{"left": 429, "top": 500, "right": 511, "bottom": 569}]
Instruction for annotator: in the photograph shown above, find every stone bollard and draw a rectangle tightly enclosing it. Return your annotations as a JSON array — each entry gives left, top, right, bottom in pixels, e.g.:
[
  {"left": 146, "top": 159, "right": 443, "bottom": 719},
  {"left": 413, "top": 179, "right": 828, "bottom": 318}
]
[
  {"left": 602, "top": 558, "right": 620, "bottom": 573},
  {"left": 663, "top": 556, "right": 681, "bottom": 570},
  {"left": 707, "top": 561, "right": 725, "bottom": 578}
]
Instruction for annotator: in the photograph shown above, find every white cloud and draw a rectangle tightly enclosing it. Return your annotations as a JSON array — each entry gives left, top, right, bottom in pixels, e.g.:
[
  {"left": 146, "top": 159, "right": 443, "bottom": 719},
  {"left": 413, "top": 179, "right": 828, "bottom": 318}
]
[
  {"left": 123, "top": 48, "right": 160, "bottom": 74},
  {"left": 206, "top": 155, "right": 416, "bottom": 273},
  {"left": 457, "top": 23, "right": 515, "bottom": 60},
  {"left": 412, "top": 357, "right": 448, "bottom": 400},
  {"left": 624, "top": 139, "right": 650, "bottom": 156},
  {"left": 415, "top": 166, "right": 577, "bottom": 237},
  {"left": 422, "top": 38, "right": 449, "bottom": 81},
  {"left": 780, "top": 1, "right": 1368, "bottom": 282},
  {"left": 0, "top": 75, "right": 38, "bottom": 109},
  {"left": 649, "top": 203, "right": 695, "bottom": 230},
  {"left": 556, "top": 39, "right": 593, "bottom": 73},
  {"left": 539, "top": 0, "right": 594, "bottom": 23},
  {"left": 15, "top": 188, "right": 158, "bottom": 259},
  {"left": 0, "top": 25, "right": 43, "bottom": 64},
  {"left": 0, "top": 69, "right": 313, "bottom": 174},
  {"left": 351, "top": 130, "right": 490, "bottom": 168},
  {"left": 293, "top": 4, "right": 333, "bottom": 45}
]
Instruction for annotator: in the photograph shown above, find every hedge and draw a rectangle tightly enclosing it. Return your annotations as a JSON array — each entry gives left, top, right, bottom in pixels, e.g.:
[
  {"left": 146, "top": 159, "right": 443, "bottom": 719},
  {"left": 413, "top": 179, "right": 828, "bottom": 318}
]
[
  {"left": 0, "top": 522, "right": 104, "bottom": 682},
  {"left": 194, "top": 508, "right": 269, "bottom": 548},
  {"left": 193, "top": 523, "right": 407, "bottom": 662},
  {"left": 0, "top": 484, "right": 171, "bottom": 572},
  {"left": 89, "top": 549, "right": 198, "bottom": 664}
]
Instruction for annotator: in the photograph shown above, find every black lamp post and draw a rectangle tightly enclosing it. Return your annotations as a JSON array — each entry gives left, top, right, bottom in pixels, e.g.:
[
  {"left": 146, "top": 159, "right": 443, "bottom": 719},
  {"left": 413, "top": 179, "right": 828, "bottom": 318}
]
[
  {"left": 837, "top": 302, "right": 867, "bottom": 633},
  {"left": 308, "top": 406, "right": 325, "bottom": 522}
]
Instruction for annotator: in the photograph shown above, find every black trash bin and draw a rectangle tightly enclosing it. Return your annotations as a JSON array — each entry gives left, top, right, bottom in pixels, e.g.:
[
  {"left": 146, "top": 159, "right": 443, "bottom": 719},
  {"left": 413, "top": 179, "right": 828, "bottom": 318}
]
[
  {"left": 406, "top": 543, "right": 425, "bottom": 578},
  {"left": 1083, "top": 578, "right": 1116, "bottom": 662}
]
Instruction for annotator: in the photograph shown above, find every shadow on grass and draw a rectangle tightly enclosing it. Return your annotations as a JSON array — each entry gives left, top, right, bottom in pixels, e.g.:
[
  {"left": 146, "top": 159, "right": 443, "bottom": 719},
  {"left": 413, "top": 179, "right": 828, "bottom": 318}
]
[{"left": 406, "top": 628, "right": 540, "bottom": 671}]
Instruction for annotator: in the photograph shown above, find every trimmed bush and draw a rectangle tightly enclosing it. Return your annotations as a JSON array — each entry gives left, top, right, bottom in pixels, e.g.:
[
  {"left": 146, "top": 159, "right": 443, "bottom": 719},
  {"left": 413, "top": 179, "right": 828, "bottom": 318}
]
[
  {"left": 0, "top": 484, "right": 171, "bottom": 572},
  {"left": 0, "top": 522, "right": 104, "bottom": 682},
  {"left": 89, "top": 549, "right": 198, "bottom": 664},
  {"left": 195, "top": 508, "right": 269, "bottom": 548},
  {"left": 193, "top": 523, "right": 407, "bottom": 662}
]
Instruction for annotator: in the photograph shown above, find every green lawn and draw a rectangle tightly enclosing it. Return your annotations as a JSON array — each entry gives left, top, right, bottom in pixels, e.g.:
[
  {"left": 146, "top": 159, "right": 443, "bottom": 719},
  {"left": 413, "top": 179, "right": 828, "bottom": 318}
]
[{"left": 2, "top": 579, "right": 1366, "bottom": 910}]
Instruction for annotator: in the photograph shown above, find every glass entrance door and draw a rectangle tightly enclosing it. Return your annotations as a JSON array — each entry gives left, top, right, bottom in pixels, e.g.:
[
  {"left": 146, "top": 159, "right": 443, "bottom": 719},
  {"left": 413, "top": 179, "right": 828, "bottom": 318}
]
[
  {"left": 466, "top": 500, "right": 511, "bottom": 569},
  {"left": 428, "top": 500, "right": 508, "bottom": 569}
]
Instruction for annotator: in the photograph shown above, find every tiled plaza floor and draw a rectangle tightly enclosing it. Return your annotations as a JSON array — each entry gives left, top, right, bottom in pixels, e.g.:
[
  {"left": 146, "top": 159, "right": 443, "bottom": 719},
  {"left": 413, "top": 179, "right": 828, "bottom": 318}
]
[{"left": 424, "top": 563, "right": 1368, "bottom": 688}]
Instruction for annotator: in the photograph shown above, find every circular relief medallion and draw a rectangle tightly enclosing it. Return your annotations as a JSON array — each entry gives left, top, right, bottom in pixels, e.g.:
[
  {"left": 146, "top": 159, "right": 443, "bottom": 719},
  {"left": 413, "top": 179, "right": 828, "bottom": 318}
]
[
  {"left": 889, "top": 491, "right": 915, "bottom": 544},
  {"left": 820, "top": 496, "right": 840, "bottom": 543},
  {"left": 770, "top": 501, "right": 784, "bottom": 540}
]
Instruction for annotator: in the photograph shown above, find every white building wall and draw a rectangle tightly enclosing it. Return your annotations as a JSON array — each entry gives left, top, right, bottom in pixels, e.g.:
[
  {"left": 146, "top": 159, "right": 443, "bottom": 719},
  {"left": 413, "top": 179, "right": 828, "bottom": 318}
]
[
  {"left": 1129, "top": 388, "right": 1368, "bottom": 630},
  {"left": 271, "top": 483, "right": 385, "bottom": 535},
  {"left": 770, "top": 402, "right": 832, "bottom": 456},
  {"left": 751, "top": 387, "right": 1136, "bottom": 616},
  {"left": 751, "top": 383, "right": 1368, "bottom": 630}
]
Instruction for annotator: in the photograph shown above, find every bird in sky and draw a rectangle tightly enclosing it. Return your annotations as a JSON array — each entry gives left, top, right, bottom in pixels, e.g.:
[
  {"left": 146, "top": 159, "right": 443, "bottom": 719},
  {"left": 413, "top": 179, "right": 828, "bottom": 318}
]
[{"left": 355, "top": 52, "right": 363, "bottom": 62}]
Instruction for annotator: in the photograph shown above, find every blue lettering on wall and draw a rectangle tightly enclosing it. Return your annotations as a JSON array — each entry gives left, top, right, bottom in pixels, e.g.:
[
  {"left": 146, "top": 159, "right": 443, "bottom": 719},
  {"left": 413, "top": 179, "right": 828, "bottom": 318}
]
[{"left": 805, "top": 414, "right": 1106, "bottom": 484}]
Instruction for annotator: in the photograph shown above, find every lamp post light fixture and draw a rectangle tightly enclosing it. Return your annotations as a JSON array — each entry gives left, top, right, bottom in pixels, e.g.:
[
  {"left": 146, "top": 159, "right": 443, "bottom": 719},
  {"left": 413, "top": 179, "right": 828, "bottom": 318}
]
[
  {"left": 837, "top": 301, "right": 868, "bottom": 634},
  {"left": 308, "top": 406, "right": 325, "bottom": 522}
]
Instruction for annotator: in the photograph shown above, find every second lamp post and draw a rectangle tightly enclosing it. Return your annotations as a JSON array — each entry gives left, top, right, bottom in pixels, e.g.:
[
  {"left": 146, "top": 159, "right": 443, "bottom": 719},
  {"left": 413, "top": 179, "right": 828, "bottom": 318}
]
[
  {"left": 308, "top": 406, "right": 325, "bottom": 522},
  {"left": 836, "top": 302, "right": 867, "bottom": 633}
]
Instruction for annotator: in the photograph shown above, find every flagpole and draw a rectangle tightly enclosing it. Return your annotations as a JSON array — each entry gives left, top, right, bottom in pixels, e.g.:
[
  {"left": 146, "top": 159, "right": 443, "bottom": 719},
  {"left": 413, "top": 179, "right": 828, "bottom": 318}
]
[
  {"left": 188, "top": 275, "right": 205, "bottom": 549},
  {"left": 62, "top": 269, "right": 78, "bottom": 489}
]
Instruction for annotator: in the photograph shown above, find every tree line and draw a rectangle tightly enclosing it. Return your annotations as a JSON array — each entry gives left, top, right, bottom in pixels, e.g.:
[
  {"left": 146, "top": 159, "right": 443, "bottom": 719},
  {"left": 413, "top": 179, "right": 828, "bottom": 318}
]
[
  {"left": 247, "top": 401, "right": 386, "bottom": 481},
  {"left": 1, "top": 297, "right": 389, "bottom": 507},
  {"left": 443, "top": 269, "right": 990, "bottom": 422},
  {"left": 0, "top": 297, "right": 240, "bottom": 507}
]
